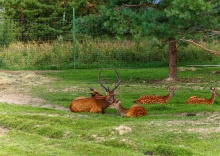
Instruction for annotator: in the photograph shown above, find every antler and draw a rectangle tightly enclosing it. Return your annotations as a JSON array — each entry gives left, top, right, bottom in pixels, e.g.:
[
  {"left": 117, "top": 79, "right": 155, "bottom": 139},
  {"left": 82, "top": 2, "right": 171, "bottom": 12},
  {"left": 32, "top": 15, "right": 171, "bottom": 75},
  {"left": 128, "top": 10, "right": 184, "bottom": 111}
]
[
  {"left": 112, "top": 68, "right": 121, "bottom": 91},
  {"left": 98, "top": 68, "right": 121, "bottom": 92},
  {"left": 98, "top": 68, "right": 109, "bottom": 92}
]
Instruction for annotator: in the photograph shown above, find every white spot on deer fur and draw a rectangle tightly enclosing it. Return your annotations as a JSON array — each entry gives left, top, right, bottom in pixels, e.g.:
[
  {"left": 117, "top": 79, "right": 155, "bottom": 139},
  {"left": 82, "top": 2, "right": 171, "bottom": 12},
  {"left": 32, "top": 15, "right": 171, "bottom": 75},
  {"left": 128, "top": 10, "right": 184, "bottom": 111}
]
[{"left": 114, "top": 125, "right": 132, "bottom": 135}]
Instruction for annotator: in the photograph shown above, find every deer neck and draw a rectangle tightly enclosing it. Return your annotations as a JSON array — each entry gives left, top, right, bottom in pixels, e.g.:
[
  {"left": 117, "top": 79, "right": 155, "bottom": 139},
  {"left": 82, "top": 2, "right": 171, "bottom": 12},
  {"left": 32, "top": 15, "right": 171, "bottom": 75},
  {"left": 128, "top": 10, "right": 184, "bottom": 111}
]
[
  {"left": 209, "top": 92, "right": 216, "bottom": 104},
  {"left": 96, "top": 96, "right": 112, "bottom": 109},
  {"left": 163, "top": 93, "right": 172, "bottom": 102},
  {"left": 115, "top": 103, "right": 128, "bottom": 116}
]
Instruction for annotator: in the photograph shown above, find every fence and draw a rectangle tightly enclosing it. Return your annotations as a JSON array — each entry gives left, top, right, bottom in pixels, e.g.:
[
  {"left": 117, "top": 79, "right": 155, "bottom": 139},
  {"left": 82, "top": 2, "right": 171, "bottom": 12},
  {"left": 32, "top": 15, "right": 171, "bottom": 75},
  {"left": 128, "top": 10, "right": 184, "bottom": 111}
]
[{"left": 0, "top": 13, "right": 215, "bottom": 70}]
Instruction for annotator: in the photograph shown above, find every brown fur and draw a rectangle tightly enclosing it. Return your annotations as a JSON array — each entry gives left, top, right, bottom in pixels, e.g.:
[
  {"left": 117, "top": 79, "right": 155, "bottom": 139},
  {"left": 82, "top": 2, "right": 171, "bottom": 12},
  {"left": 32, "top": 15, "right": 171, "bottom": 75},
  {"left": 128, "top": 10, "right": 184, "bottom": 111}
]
[
  {"left": 70, "top": 91, "right": 115, "bottom": 113},
  {"left": 136, "top": 86, "right": 177, "bottom": 104},
  {"left": 185, "top": 87, "right": 219, "bottom": 105},
  {"left": 70, "top": 68, "right": 121, "bottom": 113},
  {"left": 110, "top": 99, "right": 147, "bottom": 117}
]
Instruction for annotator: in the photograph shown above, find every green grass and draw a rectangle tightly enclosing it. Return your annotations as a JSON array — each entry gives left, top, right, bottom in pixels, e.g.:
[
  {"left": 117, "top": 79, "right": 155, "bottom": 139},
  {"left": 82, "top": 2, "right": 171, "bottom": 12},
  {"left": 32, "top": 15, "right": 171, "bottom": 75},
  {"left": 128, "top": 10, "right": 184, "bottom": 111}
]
[{"left": 0, "top": 67, "right": 220, "bottom": 155}]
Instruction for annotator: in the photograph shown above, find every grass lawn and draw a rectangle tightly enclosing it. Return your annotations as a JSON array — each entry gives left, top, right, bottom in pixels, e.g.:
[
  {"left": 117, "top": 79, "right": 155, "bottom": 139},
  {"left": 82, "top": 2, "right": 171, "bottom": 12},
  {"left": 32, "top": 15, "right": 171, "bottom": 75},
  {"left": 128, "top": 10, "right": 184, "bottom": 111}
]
[{"left": 0, "top": 67, "right": 220, "bottom": 156}]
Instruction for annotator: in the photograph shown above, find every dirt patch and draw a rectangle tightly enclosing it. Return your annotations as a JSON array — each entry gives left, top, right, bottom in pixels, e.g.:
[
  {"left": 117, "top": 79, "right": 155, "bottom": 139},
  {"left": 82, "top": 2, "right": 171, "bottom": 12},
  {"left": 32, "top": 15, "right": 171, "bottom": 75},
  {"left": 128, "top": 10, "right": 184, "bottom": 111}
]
[
  {"left": 114, "top": 125, "right": 132, "bottom": 135},
  {"left": 0, "top": 126, "right": 9, "bottom": 136},
  {"left": 0, "top": 70, "right": 68, "bottom": 111},
  {"left": 178, "top": 67, "right": 197, "bottom": 72}
]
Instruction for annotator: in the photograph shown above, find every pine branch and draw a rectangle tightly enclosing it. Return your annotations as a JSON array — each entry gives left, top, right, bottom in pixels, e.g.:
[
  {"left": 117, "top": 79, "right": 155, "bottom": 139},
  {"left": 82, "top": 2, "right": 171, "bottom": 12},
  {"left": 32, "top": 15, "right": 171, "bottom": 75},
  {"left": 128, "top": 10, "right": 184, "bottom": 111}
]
[
  {"left": 121, "top": 4, "right": 154, "bottom": 8},
  {"left": 116, "top": 3, "right": 161, "bottom": 11},
  {"left": 180, "top": 38, "right": 220, "bottom": 57}
]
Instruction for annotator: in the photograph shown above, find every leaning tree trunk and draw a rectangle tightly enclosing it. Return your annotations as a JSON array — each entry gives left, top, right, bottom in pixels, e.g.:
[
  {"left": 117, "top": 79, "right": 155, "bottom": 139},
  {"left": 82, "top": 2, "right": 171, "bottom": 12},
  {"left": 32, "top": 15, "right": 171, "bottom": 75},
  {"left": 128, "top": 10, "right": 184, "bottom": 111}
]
[{"left": 168, "top": 39, "right": 177, "bottom": 79}]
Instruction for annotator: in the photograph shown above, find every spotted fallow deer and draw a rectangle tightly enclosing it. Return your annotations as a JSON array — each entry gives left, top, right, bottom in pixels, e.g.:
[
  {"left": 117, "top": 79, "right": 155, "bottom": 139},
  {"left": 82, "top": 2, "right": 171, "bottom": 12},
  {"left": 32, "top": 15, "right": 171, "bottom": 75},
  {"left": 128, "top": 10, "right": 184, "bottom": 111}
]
[
  {"left": 136, "top": 86, "right": 177, "bottom": 104},
  {"left": 109, "top": 99, "right": 147, "bottom": 117},
  {"left": 70, "top": 69, "right": 121, "bottom": 113},
  {"left": 185, "top": 87, "right": 219, "bottom": 105}
]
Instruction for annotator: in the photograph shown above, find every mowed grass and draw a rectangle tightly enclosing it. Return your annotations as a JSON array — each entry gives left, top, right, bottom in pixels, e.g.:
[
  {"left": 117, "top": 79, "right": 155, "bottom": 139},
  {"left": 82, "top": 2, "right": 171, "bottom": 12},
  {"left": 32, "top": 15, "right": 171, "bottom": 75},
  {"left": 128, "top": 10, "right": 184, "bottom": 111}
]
[{"left": 0, "top": 67, "right": 220, "bottom": 156}]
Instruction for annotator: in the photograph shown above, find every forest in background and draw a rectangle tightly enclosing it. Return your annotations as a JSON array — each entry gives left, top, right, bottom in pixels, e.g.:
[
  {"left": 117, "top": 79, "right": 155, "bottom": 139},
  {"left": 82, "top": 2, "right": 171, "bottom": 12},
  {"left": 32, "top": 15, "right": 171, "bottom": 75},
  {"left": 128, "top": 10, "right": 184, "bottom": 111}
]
[{"left": 0, "top": 0, "right": 219, "bottom": 72}]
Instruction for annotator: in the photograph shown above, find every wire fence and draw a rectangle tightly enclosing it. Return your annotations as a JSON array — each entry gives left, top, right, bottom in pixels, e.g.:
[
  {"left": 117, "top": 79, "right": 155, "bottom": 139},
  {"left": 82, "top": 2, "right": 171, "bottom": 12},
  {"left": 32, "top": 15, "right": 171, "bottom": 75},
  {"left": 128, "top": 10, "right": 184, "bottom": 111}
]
[
  {"left": 0, "top": 15, "right": 215, "bottom": 70},
  {"left": 0, "top": 13, "right": 171, "bottom": 69}
]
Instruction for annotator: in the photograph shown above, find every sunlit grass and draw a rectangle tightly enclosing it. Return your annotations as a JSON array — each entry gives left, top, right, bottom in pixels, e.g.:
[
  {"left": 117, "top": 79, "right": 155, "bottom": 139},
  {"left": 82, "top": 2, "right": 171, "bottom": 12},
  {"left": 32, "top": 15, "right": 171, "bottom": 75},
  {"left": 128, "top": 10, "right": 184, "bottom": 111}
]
[{"left": 0, "top": 39, "right": 219, "bottom": 70}]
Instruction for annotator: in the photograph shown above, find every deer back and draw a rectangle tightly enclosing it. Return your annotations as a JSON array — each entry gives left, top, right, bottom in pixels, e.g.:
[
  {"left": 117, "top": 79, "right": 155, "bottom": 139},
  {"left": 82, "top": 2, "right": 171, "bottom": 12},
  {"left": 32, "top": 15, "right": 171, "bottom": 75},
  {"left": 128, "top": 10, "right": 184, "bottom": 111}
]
[
  {"left": 70, "top": 97, "right": 110, "bottom": 113},
  {"left": 110, "top": 99, "right": 146, "bottom": 117},
  {"left": 127, "top": 104, "right": 147, "bottom": 117},
  {"left": 136, "top": 86, "right": 177, "bottom": 104}
]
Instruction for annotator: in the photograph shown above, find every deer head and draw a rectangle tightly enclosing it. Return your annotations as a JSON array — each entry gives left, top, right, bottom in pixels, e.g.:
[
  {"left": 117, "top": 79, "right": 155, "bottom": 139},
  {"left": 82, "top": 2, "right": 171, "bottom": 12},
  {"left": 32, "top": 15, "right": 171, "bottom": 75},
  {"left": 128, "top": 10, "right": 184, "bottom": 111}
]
[
  {"left": 98, "top": 68, "right": 121, "bottom": 103},
  {"left": 166, "top": 86, "right": 177, "bottom": 97},
  {"left": 210, "top": 87, "right": 219, "bottom": 97},
  {"left": 89, "top": 88, "right": 103, "bottom": 97}
]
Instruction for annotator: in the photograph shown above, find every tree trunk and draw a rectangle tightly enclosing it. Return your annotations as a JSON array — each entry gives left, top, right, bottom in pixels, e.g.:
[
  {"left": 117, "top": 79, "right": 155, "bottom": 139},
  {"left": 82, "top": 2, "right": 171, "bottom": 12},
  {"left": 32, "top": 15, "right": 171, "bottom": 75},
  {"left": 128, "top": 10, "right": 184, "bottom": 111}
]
[{"left": 168, "top": 39, "right": 177, "bottom": 79}]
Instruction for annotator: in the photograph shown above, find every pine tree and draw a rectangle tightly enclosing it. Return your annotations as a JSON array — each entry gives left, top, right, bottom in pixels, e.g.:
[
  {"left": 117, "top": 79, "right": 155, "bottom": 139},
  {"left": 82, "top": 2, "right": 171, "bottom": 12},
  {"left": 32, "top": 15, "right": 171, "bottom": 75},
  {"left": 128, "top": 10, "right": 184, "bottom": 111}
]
[{"left": 100, "top": 0, "right": 220, "bottom": 79}]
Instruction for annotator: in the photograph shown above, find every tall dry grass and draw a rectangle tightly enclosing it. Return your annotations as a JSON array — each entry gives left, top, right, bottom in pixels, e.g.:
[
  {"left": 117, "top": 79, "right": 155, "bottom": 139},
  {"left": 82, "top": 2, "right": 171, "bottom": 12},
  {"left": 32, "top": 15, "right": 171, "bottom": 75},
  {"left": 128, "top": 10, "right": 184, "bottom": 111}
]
[{"left": 0, "top": 39, "right": 219, "bottom": 70}]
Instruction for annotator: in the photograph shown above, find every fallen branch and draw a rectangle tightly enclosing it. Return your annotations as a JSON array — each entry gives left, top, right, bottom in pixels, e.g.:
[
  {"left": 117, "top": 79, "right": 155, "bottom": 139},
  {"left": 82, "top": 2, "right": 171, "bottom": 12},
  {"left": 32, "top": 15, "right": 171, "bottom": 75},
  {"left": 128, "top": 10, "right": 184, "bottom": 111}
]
[
  {"left": 180, "top": 38, "right": 220, "bottom": 57},
  {"left": 208, "top": 30, "right": 220, "bottom": 35}
]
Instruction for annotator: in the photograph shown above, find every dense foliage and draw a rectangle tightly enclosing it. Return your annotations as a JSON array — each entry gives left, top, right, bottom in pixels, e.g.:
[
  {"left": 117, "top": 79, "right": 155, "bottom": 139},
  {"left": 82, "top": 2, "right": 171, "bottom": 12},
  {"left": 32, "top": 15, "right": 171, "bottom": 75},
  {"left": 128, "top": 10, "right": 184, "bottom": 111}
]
[{"left": 1, "top": 0, "right": 219, "bottom": 40}]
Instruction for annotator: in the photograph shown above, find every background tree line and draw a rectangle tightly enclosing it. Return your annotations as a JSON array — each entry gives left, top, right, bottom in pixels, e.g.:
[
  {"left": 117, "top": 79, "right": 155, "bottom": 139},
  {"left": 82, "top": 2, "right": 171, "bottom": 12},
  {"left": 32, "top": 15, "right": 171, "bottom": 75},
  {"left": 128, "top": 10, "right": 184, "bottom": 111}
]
[
  {"left": 0, "top": 0, "right": 219, "bottom": 78},
  {"left": 1, "top": 0, "right": 218, "bottom": 41}
]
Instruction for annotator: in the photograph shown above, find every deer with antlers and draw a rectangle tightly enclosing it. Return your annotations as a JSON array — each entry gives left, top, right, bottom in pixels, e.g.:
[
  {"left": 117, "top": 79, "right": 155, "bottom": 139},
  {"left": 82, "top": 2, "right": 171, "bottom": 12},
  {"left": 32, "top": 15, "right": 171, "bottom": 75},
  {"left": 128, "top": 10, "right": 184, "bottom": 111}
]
[
  {"left": 70, "top": 69, "right": 121, "bottom": 113},
  {"left": 135, "top": 86, "right": 177, "bottom": 104},
  {"left": 109, "top": 99, "right": 147, "bottom": 117},
  {"left": 185, "top": 87, "right": 219, "bottom": 105}
]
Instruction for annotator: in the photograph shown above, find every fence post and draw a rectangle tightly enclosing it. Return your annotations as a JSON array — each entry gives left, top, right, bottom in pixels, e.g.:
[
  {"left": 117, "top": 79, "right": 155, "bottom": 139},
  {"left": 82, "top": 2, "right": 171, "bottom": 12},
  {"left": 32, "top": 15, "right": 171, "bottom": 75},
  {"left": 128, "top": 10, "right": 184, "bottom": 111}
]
[{"left": 72, "top": 8, "right": 76, "bottom": 69}]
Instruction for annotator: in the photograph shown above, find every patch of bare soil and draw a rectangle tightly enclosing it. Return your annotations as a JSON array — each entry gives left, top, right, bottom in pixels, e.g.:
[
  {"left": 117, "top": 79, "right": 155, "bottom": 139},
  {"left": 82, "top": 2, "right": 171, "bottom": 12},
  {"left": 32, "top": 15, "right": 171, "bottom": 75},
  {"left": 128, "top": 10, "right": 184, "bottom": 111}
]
[
  {"left": 0, "top": 126, "right": 8, "bottom": 136},
  {"left": 114, "top": 125, "right": 132, "bottom": 135},
  {"left": 0, "top": 70, "right": 68, "bottom": 111}
]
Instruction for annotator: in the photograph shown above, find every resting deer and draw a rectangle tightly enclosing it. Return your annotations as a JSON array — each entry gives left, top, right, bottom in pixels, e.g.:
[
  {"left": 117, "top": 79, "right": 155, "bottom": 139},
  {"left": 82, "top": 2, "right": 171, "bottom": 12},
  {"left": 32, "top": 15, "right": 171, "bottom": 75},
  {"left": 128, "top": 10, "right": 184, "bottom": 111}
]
[
  {"left": 185, "top": 87, "right": 219, "bottom": 105},
  {"left": 74, "top": 88, "right": 103, "bottom": 100},
  {"left": 109, "top": 99, "right": 147, "bottom": 117},
  {"left": 70, "top": 69, "right": 121, "bottom": 113},
  {"left": 136, "top": 86, "right": 177, "bottom": 104}
]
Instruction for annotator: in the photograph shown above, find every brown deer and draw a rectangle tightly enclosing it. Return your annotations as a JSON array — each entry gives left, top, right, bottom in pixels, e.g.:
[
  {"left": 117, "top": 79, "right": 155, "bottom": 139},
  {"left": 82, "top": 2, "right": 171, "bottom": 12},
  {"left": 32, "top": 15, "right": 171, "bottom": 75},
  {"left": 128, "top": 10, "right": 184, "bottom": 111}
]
[
  {"left": 74, "top": 88, "right": 103, "bottom": 100},
  {"left": 109, "top": 99, "right": 147, "bottom": 117},
  {"left": 185, "top": 87, "right": 219, "bottom": 105},
  {"left": 70, "top": 69, "right": 121, "bottom": 113},
  {"left": 136, "top": 86, "right": 177, "bottom": 104}
]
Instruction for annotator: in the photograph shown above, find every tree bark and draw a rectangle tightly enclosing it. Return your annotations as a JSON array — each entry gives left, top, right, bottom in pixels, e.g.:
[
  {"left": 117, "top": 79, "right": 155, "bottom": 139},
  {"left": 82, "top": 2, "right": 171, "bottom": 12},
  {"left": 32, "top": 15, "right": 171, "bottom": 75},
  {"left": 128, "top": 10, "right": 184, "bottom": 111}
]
[{"left": 168, "top": 39, "right": 177, "bottom": 79}]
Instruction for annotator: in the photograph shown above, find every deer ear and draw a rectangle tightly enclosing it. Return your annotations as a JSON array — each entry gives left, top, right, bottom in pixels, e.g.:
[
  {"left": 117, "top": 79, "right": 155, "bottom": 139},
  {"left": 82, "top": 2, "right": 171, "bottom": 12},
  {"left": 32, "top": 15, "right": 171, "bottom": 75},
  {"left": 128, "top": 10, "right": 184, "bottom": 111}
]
[
  {"left": 210, "top": 87, "right": 214, "bottom": 92},
  {"left": 166, "top": 86, "right": 170, "bottom": 90}
]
